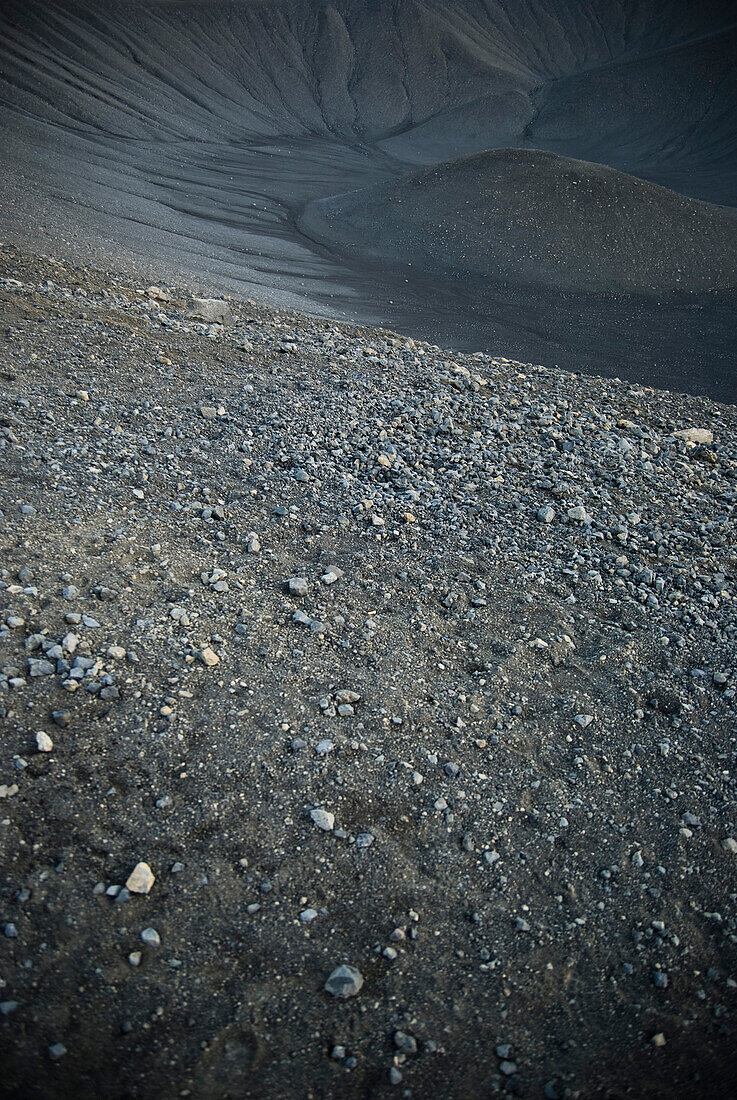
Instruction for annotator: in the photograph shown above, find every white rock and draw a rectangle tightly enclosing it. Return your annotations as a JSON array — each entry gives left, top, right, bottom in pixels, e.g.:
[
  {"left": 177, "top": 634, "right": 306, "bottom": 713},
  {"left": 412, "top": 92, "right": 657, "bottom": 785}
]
[
  {"left": 126, "top": 862, "right": 155, "bottom": 894},
  {"left": 146, "top": 285, "right": 171, "bottom": 302},
  {"left": 188, "top": 297, "right": 232, "bottom": 325},
  {"left": 673, "top": 427, "right": 713, "bottom": 444},
  {"left": 310, "top": 808, "right": 335, "bottom": 832},
  {"left": 36, "top": 731, "right": 54, "bottom": 753}
]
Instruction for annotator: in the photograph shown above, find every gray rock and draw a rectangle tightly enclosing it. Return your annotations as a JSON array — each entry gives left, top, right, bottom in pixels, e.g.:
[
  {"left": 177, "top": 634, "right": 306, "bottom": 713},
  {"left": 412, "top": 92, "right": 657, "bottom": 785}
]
[
  {"left": 567, "top": 505, "right": 592, "bottom": 524},
  {"left": 335, "top": 689, "right": 360, "bottom": 705},
  {"left": 28, "top": 659, "right": 55, "bottom": 677},
  {"left": 324, "top": 964, "right": 363, "bottom": 998},
  {"left": 394, "top": 1031, "right": 417, "bottom": 1054},
  {"left": 188, "top": 298, "right": 232, "bottom": 325}
]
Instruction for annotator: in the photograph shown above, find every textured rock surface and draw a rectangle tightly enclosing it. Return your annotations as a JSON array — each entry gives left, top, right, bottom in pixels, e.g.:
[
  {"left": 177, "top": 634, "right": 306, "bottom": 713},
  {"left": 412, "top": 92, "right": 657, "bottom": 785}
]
[{"left": 0, "top": 243, "right": 735, "bottom": 1097}]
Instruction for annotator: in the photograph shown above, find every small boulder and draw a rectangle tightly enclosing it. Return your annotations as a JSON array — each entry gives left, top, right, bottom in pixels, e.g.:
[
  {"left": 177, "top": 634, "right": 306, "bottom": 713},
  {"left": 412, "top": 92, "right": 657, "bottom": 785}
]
[
  {"left": 188, "top": 298, "right": 232, "bottom": 325},
  {"left": 673, "top": 427, "right": 713, "bottom": 444}
]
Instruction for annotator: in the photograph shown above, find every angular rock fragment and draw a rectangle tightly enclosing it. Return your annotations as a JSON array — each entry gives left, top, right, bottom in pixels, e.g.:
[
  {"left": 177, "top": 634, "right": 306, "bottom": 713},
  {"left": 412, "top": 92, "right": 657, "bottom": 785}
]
[
  {"left": 310, "top": 808, "right": 335, "bottom": 831},
  {"left": 188, "top": 298, "right": 232, "bottom": 324},
  {"left": 324, "top": 964, "right": 363, "bottom": 998},
  {"left": 126, "top": 862, "right": 155, "bottom": 895}
]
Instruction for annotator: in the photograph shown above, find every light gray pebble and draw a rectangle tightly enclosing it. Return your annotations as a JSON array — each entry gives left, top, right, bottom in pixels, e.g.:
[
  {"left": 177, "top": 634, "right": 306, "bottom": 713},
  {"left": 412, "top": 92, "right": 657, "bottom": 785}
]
[
  {"left": 310, "top": 808, "right": 335, "bottom": 831},
  {"left": 324, "top": 964, "right": 363, "bottom": 998}
]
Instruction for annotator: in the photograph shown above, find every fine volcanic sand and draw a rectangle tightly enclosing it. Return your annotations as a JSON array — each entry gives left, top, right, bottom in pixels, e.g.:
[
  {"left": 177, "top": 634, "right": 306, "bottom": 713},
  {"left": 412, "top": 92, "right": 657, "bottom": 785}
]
[{"left": 0, "top": 0, "right": 735, "bottom": 398}]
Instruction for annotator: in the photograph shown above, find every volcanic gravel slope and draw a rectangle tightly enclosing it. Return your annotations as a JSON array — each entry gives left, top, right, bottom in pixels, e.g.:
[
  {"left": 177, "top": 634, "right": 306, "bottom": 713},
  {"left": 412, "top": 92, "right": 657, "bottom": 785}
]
[
  {"left": 0, "top": 244, "right": 736, "bottom": 1098},
  {"left": 0, "top": 0, "right": 736, "bottom": 397}
]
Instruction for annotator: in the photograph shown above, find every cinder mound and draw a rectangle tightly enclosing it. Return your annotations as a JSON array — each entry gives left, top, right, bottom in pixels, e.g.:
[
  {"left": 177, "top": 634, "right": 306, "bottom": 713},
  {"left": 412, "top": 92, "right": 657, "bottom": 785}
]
[{"left": 301, "top": 148, "right": 737, "bottom": 295}]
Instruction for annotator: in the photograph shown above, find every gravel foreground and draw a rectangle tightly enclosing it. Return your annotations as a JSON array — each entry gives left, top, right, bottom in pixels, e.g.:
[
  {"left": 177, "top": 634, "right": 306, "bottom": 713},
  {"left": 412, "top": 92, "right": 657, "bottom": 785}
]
[{"left": 0, "top": 242, "right": 735, "bottom": 1099}]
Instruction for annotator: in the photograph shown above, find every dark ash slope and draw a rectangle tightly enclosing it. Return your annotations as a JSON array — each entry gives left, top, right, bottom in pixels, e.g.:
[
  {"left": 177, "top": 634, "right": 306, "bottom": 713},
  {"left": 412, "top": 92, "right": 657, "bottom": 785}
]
[
  {"left": 0, "top": 0, "right": 735, "bottom": 397},
  {"left": 300, "top": 148, "right": 737, "bottom": 294}
]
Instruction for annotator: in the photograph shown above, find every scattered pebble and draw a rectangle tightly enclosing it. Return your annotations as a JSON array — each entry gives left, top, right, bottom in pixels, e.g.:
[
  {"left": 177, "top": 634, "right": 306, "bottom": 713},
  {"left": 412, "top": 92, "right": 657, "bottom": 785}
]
[
  {"left": 126, "top": 862, "right": 155, "bottom": 895},
  {"left": 324, "top": 964, "right": 363, "bottom": 998}
]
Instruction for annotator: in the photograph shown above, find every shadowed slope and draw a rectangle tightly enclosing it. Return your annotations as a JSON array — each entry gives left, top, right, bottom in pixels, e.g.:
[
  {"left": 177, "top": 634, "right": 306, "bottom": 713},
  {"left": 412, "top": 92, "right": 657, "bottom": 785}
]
[
  {"left": 2, "top": 0, "right": 732, "bottom": 150},
  {"left": 0, "top": 0, "right": 735, "bottom": 397}
]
